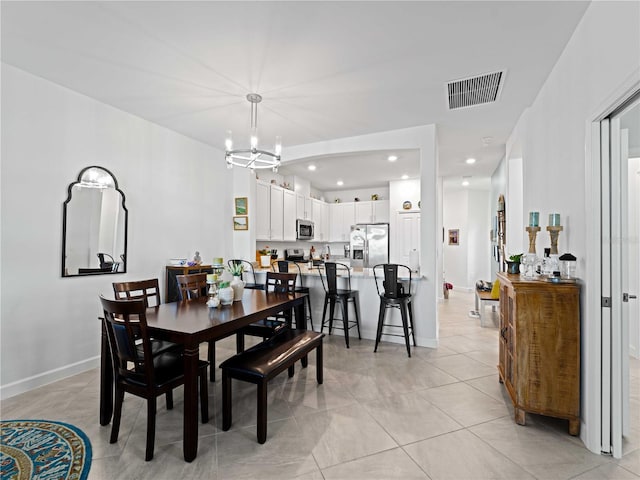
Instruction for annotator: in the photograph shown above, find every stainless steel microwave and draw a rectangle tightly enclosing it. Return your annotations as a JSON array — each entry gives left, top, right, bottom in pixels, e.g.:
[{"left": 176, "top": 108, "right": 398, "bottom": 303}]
[{"left": 296, "top": 219, "right": 314, "bottom": 240}]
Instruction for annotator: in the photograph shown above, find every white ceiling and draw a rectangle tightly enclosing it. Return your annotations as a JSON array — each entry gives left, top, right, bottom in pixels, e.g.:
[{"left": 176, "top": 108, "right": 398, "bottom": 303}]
[{"left": 1, "top": 1, "right": 590, "bottom": 191}]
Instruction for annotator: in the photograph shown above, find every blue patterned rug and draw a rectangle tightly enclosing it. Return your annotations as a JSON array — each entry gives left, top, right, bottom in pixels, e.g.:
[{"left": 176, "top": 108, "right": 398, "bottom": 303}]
[{"left": 0, "top": 420, "right": 92, "bottom": 480}]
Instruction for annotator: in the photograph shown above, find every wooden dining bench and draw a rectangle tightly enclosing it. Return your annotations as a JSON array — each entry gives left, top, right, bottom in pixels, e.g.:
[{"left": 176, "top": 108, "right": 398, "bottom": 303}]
[{"left": 220, "top": 328, "right": 325, "bottom": 443}]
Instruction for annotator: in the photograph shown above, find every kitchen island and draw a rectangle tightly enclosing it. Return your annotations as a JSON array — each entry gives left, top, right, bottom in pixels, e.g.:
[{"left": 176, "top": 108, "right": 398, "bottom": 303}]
[{"left": 252, "top": 262, "right": 428, "bottom": 347}]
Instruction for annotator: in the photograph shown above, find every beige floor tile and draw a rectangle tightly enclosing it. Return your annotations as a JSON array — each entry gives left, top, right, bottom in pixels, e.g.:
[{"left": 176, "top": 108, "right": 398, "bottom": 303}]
[
  {"left": 618, "top": 448, "right": 640, "bottom": 476},
  {"left": 470, "top": 416, "right": 609, "bottom": 480},
  {"left": 418, "top": 382, "right": 510, "bottom": 427},
  {"left": 296, "top": 403, "right": 397, "bottom": 469},
  {"left": 571, "top": 462, "right": 640, "bottom": 479},
  {"left": 216, "top": 417, "right": 318, "bottom": 479},
  {"left": 424, "top": 353, "right": 497, "bottom": 381},
  {"left": 404, "top": 429, "right": 535, "bottom": 479},
  {"left": 466, "top": 374, "right": 510, "bottom": 403},
  {"left": 322, "top": 447, "right": 429, "bottom": 479},
  {"left": 361, "top": 391, "right": 462, "bottom": 445}
]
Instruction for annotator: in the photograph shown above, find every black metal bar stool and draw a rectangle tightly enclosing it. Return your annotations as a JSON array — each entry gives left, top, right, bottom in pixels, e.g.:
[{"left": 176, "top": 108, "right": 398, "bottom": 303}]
[
  {"left": 228, "top": 259, "right": 264, "bottom": 290},
  {"left": 274, "top": 260, "right": 314, "bottom": 331},
  {"left": 318, "top": 262, "right": 361, "bottom": 348},
  {"left": 373, "top": 264, "right": 416, "bottom": 357}
]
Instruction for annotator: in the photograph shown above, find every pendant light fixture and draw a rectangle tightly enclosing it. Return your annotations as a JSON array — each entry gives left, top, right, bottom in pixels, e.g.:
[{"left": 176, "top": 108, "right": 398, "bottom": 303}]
[{"left": 225, "top": 93, "right": 281, "bottom": 171}]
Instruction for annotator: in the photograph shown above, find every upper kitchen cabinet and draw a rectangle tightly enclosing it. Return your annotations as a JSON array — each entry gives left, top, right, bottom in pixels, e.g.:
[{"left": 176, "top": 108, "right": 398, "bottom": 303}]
[
  {"left": 355, "top": 200, "right": 390, "bottom": 224},
  {"left": 312, "top": 199, "right": 329, "bottom": 242},
  {"left": 283, "top": 189, "right": 297, "bottom": 241},
  {"left": 329, "top": 202, "right": 356, "bottom": 242},
  {"left": 296, "top": 193, "right": 312, "bottom": 220},
  {"left": 256, "top": 180, "right": 286, "bottom": 241},
  {"left": 255, "top": 180, "right": 271, "bottom": 240}
]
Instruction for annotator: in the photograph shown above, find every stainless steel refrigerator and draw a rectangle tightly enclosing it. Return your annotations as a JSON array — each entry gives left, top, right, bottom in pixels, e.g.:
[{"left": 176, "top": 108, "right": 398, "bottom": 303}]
[{"left": 349, "top": 223, "right": 389, "bottom": 268}]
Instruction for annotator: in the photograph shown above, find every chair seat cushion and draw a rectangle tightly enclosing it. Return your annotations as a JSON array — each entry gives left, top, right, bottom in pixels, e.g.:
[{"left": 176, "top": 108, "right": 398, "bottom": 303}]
[
  {"left": 125, "top": 352, "right": 207, "bottom": 388},
  {"left": 136, "top": 339, "right": 181, "bottom": 358},
  {"left": 240, "top": 319, "right": 286, "bottom": 338},
  {"left": 221, "top": 329, "right": 324, "bottom": 381}
]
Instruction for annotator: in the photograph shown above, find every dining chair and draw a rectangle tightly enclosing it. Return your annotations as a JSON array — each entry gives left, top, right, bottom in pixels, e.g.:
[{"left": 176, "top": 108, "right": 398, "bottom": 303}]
[
  {"left": 176, "top": 273, "right": 208, "bottom": 301},
  {"left": 273, "top": 260, "right": 314, "bottom": 331},
  {"left": 227, "top": 259, "right": 264, "bottom": 290},
  {"left": 99, "top": 296, "right": 209, "bottom": 461},
  {"left": 317, "top": 262, "right": 361, "bottom": 348},
  {"left": 176, "top": 273, "right": 218, "bottom": 381},
  {"left": 236, "top": 271, "right": 297, "bottom": 352},
  {"left": 372, "top": 264, "right": 416, "bottom": 357},
  {"left": 112, "top": 278, "right": 180, "bottom": 358},
  {"left": 98, "top": 253, "right": 119, "bottom": 272}
]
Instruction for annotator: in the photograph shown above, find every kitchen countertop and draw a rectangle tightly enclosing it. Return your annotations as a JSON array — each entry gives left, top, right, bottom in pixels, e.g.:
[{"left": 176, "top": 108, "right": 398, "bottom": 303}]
[{"left": 253, "top": 262, "right": 422, "bottom": 279}]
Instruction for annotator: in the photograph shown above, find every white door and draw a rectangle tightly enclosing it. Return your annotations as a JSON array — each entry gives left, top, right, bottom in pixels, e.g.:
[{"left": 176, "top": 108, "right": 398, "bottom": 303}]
[
  {"left": 395, "top": 212, "right": 420, "bottom": 266},
  {"left": 603, "top": 91, "right": 640, "bottom": 458}
]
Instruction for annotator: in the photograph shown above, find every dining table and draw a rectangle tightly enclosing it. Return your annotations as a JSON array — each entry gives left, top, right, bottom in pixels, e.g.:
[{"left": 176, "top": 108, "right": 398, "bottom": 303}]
[{"left": 99, "top": 288, "right": 306, "bottom": 462}]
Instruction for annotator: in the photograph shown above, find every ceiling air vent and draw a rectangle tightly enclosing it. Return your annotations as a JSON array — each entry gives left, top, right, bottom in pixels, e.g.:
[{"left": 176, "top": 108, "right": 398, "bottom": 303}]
[{"left": 447, "top": 70, "right": 504, "bottom": 110}]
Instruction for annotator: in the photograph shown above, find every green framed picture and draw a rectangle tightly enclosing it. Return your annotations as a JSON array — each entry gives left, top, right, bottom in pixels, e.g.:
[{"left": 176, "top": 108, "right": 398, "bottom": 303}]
[{"left": 234, "top": 197, "right": 248, "bottom": 215}]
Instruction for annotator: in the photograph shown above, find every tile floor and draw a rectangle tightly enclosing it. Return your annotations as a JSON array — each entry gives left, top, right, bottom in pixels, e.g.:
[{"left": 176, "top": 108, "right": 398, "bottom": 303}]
[{"left": 2, "top": 291, "right": 639, "bottom": 479}]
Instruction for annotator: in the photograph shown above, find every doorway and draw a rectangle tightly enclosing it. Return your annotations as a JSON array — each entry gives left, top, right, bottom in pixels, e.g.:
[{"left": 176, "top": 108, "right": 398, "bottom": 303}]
[{"left": 601, "top": 90, "right": 640, "bottom": 458}]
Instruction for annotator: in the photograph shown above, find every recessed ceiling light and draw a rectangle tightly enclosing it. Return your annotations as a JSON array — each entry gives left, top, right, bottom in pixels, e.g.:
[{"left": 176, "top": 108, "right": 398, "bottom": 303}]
[
  {"left": 388, "top": 155, "right": 398, "bottom": 162},
  {"left": 401, "top": 174, "right": 409, "bottom": 180},
  {"left": 462, "top": 180, "right": 470, "bottom": 186},
  {"left": 465, "top": 158, "right": 476, "bottom": 164},
  {"left": 337, "top": 180, "right": 344, "bottom": 186},
  {"left": 308, "top": 165, "right": 316, "bottom": 171}
]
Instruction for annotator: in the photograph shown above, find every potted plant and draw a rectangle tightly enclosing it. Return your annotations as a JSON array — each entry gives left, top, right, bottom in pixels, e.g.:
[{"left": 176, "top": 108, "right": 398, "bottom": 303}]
[
  {"left": 259, "top": 247, "right": 272, "bottom": 267},
  {"left": 228, "top": 263, "right": 245, "bottom": 301},
  {"left": 218, "top": 281, "right": 234, "bottom": 305},
  {"left": 506, "top": 253, "right": 523, "bottom": 274}
]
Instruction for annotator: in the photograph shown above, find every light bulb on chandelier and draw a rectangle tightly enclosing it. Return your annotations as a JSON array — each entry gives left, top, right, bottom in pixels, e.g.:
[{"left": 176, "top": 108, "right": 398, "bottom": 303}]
[{"left": 225, "top": 93, "right": 281, "bottom": 172}]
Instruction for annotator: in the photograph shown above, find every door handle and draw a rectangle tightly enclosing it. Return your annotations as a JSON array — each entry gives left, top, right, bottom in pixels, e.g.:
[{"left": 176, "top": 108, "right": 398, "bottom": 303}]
[{"left": 623, "top": 293, "right": 637, "bottom": 302}]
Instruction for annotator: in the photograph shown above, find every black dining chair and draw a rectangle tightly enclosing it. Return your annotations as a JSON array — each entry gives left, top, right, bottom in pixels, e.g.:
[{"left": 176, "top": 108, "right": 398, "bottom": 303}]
[
  {"left": 317, "top": 262, "right": 361, "bottom": 348},
  {"left": 228, "top": 259, "right": 264, "bottom": 290},
  {"left": 99, "top": 296, "right": 209, "bottom": 461},
  {"left": 112, "top": 278, "right": 181, "bottom": 358},
  {"left": 235, "top": 271, "right": 297, "bottom": 352},
  {"left": 372, "top": 264, "right": 416, "bottom": 357},
  {"left": 273, "top": 260, "right": 314, "bottom": 331}
]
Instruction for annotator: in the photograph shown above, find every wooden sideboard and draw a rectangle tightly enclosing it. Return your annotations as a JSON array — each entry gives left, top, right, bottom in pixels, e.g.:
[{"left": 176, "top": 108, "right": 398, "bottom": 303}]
[{"left": 497, "top": 272, "right": 581, "bottom": 435}]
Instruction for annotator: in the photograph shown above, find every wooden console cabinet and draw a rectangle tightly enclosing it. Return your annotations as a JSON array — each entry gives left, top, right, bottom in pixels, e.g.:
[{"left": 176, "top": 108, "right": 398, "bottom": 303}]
[{"left": 497, "top": 272, "right": 581, "bottom": 435}]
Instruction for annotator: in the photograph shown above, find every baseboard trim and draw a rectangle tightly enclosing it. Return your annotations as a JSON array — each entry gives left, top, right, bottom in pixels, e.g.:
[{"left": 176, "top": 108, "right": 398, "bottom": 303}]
[{"left": 0, "top": 356, "right": 100, "bottom": 400}]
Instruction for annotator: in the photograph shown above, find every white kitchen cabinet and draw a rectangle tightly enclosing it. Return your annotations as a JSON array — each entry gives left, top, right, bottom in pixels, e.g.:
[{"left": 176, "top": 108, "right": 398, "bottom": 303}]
[
  {"left": 255, "top": 180, "right": 271, "bottom": 240},
  {"left": 269, "top": 185, "right": 284, "bottom": 241},
  {"left": 329, "top": 202, "right": 356, "bottom": 242},
  {"left": 283, "top": 189, "right": 297, "bottom": 241},
  {"left": 312, "top": 199, "right": 329, "bottom": 241},
  {"left": 354, "top": 200, "right": 390, "bottom": 224},
  {"left": 296, "top": 193, "right": 312, "bottom": 220},
  {"left": 372, "top": 200, "right": 390, "bottom": 223}
]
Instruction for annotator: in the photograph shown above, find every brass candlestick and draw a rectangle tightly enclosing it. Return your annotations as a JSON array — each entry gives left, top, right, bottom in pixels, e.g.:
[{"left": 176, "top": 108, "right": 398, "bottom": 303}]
[
  {"left": 546, "top": 226, "right": 563, "bottom": 254},
  {"left": 525, "top": 226, "right": 541, "bottom": 254}
]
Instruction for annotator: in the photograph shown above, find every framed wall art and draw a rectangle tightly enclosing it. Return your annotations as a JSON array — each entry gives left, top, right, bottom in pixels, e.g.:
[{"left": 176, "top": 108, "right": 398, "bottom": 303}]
[
  {"left": 233, "top": 216, "right": 248, "bottom": 231},
  {"left": 234, "top": 197, "right": 248, "bottom": 215},
  {"left": 448, "top": 229, "right": 459, "bottom": 245}
]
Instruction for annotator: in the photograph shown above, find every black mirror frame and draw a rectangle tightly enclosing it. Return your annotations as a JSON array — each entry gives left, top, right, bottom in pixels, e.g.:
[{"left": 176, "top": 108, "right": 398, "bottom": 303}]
[{"left": 61, "top": 166, "right": 128, "bottom": 277}]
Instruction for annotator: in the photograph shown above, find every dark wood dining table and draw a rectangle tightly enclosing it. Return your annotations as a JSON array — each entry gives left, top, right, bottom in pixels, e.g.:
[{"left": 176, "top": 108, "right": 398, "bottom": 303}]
[{"left": 99, "top": 289, "right": 306, "bottom": 462}]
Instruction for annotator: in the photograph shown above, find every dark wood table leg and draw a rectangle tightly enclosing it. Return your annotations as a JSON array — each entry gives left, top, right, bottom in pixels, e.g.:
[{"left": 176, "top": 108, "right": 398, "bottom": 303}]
[
  {"left": 294, "top": 296, "right": 306, "bottom": 331},
  {"left": 99, "top": 319, "right": 113, "bottom": 426},
  {"left": 183, "top": 343, "right": 200, "bottom": 462}
]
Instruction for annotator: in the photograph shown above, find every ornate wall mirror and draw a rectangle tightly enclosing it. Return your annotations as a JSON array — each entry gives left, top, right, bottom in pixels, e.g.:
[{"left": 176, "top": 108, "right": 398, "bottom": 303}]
[{"left": 62, "top": 166, "right": 128, "bottom": 277}]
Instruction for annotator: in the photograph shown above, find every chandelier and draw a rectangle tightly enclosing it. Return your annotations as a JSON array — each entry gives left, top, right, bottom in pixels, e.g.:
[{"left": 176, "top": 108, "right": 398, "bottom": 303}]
[{"left": 225, "top": 93, "right": 281, "bottom": 171}]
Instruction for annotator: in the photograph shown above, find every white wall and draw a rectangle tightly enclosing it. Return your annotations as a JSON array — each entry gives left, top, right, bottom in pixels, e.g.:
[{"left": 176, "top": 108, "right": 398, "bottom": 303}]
[
  {"left": 0, "top": 64, "right": 233, "bottom": 398},
  {"left": 504, "top": 1, "right": 640, "bottom": 454},
  {"left": 285, "top": 125, "right": 441, "bottom": 346},
  {"left": 443, "top": 187, "right": 491, "bottom": 291}
]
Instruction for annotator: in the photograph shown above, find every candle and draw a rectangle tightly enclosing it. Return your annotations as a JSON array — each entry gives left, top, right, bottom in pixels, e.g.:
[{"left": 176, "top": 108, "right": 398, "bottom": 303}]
[
  {"left": 206, "top": 274, "right": 215, "bottom": 283},
  {"left": 213, "top": 257, "right": 223, "bottom": 265},
  {"left": 529, "top": 211, "right": 539, "bottom": 227},
  {"left": 549, "top": 213, "right": 561, "bottom": 226}
]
